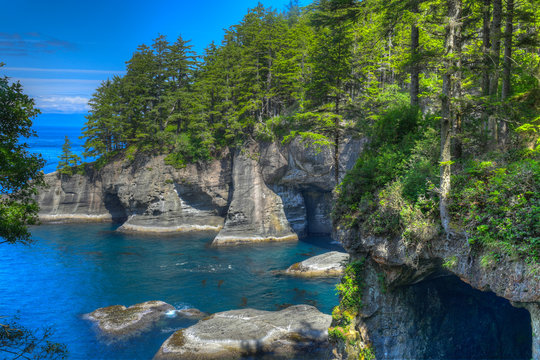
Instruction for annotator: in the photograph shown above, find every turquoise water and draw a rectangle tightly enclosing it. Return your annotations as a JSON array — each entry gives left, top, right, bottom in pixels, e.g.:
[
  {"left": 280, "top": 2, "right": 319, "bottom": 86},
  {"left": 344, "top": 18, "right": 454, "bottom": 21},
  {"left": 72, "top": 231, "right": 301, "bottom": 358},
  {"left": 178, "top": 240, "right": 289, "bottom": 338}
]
[{"left": 0, "top": 223, "right": 342, "bottom": 359}]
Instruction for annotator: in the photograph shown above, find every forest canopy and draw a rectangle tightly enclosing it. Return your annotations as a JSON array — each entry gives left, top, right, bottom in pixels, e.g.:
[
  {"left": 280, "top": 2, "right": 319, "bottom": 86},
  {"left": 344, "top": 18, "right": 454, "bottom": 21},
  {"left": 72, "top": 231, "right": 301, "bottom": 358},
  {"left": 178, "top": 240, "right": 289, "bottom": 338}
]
[{"left": 82, "top": 0, "right": 539, "bottom": 263}]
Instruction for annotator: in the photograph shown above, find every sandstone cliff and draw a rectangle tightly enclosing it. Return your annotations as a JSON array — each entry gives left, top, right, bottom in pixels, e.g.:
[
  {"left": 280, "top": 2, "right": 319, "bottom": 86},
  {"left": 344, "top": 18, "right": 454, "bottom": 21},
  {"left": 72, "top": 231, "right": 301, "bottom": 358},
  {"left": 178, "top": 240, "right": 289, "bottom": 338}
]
[{"left": 36, "top": 137, "right": 364, "bottom": 244}]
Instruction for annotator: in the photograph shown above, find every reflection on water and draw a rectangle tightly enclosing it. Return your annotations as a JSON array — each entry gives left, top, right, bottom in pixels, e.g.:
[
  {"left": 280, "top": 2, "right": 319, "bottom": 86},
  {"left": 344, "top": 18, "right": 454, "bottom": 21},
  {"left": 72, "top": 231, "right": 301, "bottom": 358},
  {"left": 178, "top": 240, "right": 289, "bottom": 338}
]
[{"left": 0, "top": 223, "right": 342, "bottom": 359}]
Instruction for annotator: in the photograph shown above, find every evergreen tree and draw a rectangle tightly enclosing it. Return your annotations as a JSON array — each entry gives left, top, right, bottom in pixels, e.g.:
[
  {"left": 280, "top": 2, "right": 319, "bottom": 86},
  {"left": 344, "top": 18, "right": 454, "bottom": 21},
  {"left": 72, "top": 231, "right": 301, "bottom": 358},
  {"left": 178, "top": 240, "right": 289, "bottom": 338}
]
[
  {"left": 0, "top": 69, "right": 45, "bottom": 245},
  {"left": 57, "top": 136, "right": 81, "bottom": 176}
]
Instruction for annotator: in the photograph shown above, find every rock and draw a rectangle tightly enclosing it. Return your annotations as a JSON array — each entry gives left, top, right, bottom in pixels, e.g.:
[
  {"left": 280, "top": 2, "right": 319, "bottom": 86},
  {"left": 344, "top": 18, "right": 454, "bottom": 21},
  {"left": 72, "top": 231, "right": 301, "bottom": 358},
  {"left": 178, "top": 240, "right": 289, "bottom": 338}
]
[
  {"left": 176, "top": 308, "right": 208, "bottom": 319},
  {"left": 153, "top": 305, "right": 332, "bottom": 360},
  {"left": 332, "top": 225, "right": 540, "bottom": 359},
  {"left": 212, "top": 143, "right": 298, "bottom": 245},
  {"left": 37, "top": 153, "right": 232, "bottom": 233},
  {"left": 36, "top": 137, "right": 364, "bottom": 238},
  {"left": 285, "top": 251, "right": 349, "bottom": 277},
  {"left": 280, "top": 135, "right": 366, "bottom": 191},
  {"left": 86, "top": 300, "right": 175, "bottom": 337},
  {"left": 36, "top": 171, "right": 122, "bottom": 222}
]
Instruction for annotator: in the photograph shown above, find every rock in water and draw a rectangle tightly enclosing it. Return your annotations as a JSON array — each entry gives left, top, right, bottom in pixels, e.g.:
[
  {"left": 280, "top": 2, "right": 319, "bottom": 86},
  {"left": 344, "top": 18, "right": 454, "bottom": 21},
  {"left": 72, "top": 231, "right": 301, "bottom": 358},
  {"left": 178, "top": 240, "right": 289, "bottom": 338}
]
[
  {"left": 86, "top": 301, "right": 175, "bottom": 337},
  {"left": 285, "top": 251, "right": 349, "bottom": 277},
  {"left": 153, "top": 305, "right": 332, "bottom": 360},
  {"left": 212, "top": 142, "right": 298, "bottom": 245}
]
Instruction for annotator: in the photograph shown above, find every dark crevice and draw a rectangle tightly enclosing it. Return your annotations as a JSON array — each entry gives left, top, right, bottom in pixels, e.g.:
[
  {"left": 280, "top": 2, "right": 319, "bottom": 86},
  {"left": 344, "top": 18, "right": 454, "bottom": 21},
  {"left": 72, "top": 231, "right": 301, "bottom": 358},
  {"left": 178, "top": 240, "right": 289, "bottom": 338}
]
[{"left": 103, "top": 192, "right": 127, "bottom": 223}]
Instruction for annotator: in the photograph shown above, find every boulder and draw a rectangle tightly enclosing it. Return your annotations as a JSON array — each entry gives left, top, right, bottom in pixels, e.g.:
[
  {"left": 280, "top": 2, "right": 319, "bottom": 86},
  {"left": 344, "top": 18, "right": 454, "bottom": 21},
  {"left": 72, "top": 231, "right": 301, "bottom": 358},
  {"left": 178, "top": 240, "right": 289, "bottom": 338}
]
[
  {"left": 285, "top": 251, "right": 349, "bottom": 277},
  {"left": 153, "top": 305, "right": 332, "bottom": 360},
  {"left": 86, "top": 300, "right": 175, "bottom": 337}
]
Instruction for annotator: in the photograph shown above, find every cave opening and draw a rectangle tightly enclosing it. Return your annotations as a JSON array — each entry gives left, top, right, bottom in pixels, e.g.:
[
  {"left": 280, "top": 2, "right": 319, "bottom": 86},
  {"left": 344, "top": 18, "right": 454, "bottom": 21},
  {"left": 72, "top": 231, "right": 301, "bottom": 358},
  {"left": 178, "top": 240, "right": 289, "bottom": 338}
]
[
  {"left": 302, "top": 190, "right": 333, "bottom": 236},
  {"left": 402, "top": 274, "right": 532, "bottom": 359},
  {"left": 103, "top": 192, "right": 127, "bottom": 223}
]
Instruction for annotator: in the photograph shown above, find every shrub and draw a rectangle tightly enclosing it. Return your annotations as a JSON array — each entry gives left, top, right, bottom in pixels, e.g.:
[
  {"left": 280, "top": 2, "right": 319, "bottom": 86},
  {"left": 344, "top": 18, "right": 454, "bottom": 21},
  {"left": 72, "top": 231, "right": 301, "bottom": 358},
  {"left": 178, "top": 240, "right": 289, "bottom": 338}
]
[{"left": 450, "top": 158, "right": 540, "bottom": 264}]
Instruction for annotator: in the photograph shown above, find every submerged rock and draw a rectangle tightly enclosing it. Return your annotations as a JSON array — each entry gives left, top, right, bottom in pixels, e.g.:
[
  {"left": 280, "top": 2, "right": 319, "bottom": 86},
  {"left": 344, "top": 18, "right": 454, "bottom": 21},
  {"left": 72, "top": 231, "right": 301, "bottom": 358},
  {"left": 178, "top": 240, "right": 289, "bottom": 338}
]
[
  {"left": 153, "top": 305, "right": 332, "bottom": 360},
  {"left": 86, "top": 300, "right": 175, "bottom": 337},
  {"left": 285, "top": 251, "right": 349, "bottom": 277}
]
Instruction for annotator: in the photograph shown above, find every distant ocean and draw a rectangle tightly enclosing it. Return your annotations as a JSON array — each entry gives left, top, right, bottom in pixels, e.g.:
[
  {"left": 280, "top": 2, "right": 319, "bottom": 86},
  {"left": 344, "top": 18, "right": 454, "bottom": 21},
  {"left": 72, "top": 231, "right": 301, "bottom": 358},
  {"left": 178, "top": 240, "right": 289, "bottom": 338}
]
[{"left": 26, "top": 113, "right": 89, "bottom": 174}]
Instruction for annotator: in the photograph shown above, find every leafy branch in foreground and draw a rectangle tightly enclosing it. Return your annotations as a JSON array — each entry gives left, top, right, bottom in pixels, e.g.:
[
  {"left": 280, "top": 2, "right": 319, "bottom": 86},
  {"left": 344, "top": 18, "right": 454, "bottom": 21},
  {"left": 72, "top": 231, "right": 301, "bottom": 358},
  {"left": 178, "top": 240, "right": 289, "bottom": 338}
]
[{"left": 1, "top": 316, "right": 67, "bottom": 360}]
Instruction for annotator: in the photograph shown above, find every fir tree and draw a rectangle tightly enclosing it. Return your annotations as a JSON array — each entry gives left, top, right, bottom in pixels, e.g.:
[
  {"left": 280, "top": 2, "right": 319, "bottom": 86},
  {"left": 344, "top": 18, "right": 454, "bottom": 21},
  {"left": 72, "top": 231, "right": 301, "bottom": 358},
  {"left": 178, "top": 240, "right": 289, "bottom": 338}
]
[{"left": 57, "top": 136, "right": 81, "bottom": 176}]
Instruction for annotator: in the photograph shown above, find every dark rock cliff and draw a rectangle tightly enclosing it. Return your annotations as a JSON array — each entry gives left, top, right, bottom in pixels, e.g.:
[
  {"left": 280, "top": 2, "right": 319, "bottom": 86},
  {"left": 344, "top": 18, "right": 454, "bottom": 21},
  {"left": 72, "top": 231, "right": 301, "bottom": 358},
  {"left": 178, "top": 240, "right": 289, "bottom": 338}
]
[
  {"left": 332, "top": 225, "right": 539, "bottom": 359},
  {"left": 36, "top": 137, "right": 365, "bottom": 244}
]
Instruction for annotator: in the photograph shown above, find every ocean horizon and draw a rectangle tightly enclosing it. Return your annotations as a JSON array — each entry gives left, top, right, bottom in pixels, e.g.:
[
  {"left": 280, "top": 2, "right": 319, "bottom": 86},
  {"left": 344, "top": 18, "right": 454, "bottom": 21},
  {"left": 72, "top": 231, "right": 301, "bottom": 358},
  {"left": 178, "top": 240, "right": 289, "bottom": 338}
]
[{"left": 28, "top": 113, "right": 89, "bottom": 174}]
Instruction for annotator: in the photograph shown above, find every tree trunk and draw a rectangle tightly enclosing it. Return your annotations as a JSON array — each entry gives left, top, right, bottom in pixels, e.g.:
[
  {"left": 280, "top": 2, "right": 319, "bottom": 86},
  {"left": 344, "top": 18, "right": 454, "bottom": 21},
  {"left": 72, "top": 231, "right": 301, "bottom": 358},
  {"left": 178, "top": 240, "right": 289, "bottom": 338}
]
[
  {"left": 500, "top": 0, "right": 514, "bottom": 147},
  {"left": 501, "top": 0, "right": 514, "bottom": 101},
  {"left": 453, "top": 22, "right": 463, "bottom": 162},
  {"left": 410, "top": 0, "right": 420, "bottom": 107},
  {"left": 489, "top": 0, "right": 502, "bottom": 97},
  {"left": 481, "top": 0, "right": 491, "bottom": 96},
  {"left": 440, "top": 0, "right": 462, "bottom": 235}
]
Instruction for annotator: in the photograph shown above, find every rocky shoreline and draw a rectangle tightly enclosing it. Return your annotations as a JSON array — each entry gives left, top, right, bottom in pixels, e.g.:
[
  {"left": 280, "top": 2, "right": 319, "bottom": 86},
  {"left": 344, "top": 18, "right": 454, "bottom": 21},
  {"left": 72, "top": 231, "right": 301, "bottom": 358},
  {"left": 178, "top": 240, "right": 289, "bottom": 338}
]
[
  {"left": 37, "top": 135, "right": 539, "bottom": 359},
  {"left": 36, "top": 137, "right": 364, "bottom": 244}
]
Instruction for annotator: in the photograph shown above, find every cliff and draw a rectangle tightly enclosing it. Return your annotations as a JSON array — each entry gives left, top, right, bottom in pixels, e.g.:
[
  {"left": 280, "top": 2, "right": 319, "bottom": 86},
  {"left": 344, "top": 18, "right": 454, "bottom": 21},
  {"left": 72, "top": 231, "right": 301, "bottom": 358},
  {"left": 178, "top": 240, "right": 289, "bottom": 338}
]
[
  {"left": 36, "top": 137, "right": 364, "bottom": 244},
  {"left": 331, "top": 225, "right": 539, "bottom": 359}
]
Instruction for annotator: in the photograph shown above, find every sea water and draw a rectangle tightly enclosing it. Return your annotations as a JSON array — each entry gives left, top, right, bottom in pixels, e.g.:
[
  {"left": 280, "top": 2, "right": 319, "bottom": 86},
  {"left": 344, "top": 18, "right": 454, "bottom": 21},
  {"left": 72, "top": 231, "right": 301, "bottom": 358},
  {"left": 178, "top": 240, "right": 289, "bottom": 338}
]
[
  {"left": 1, "top": 120, "right": 343, "bottom": 359},
  {"left": 0, "top": 224, "right": 341, "bottom": 359}
]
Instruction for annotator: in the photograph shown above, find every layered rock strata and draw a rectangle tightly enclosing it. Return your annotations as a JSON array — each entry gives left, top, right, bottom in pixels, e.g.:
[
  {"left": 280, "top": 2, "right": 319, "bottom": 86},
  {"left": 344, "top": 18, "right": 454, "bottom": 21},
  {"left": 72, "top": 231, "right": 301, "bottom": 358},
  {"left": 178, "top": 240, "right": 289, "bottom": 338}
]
[
  {"left": 212, "top": 142, "right": 297, "bottom": 245},
  {"left": 37, "top": 137, "right": 364, "bottom": 242},
  {"left": 153, "top": 305, "right": 332, "bottom": 360}
]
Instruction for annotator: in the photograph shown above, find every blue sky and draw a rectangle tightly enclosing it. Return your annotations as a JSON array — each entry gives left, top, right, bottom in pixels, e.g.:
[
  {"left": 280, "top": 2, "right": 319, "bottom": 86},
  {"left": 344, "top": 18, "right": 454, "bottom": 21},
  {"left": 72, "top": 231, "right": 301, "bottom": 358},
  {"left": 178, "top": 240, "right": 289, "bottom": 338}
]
[{"left": 1, "top": 0, "right": 305, "bottom": 126}]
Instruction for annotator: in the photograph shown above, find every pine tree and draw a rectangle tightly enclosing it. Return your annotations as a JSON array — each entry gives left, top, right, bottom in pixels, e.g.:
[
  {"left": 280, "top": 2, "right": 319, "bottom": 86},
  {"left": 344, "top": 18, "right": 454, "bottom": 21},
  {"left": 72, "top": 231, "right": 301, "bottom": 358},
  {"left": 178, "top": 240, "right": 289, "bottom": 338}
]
[{"left": 57, "top": 136, "right": 81, "bottom": 176}]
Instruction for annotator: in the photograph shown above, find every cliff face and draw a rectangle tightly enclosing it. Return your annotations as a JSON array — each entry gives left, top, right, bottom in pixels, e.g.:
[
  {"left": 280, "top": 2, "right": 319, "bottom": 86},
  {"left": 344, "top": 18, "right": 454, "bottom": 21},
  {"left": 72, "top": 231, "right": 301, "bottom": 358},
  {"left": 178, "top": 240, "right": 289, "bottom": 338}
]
[
  {"left": 333, "top": 226, "right": 539, "bottom": 359},
  {"left": 37, "top": 137, "right": 364, "bottom": 243}
]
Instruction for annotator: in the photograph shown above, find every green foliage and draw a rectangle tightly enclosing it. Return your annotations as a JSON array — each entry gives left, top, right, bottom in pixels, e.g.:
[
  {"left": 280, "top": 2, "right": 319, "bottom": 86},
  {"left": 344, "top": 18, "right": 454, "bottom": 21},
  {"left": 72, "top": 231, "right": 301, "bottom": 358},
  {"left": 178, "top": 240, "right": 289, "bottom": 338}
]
[
  {"left": 336, "top": 259, "right": 365, "bottom": 310},
  {"left": 1, "top": 316, "right": 67, "bottom": 359},
  {"left": 57, "top": 136, "right": 81, "bottom": 176},
  {"left": 0, "top": 70, "right": 45, "bottom": 245},
  {"left": 443, "top": 255, "right": 458, "bottom": 269},
  {"left": 450, "top": 158, "right": 540, "bottom": 264},
  {"left": 164, "top": 133, "right": 212, "bottom": 169},
  {"left": 335, "top": 104, "right": 440, "bottom": 242}
]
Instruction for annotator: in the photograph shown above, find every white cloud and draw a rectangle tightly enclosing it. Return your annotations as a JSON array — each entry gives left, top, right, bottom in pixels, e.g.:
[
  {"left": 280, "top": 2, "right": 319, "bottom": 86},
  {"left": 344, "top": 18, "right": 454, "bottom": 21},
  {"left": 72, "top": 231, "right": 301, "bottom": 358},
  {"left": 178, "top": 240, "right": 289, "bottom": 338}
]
[
  {"left": 36, "top": 96, "right": 90, "bottom": 113},
  {"left": 9, "top": 77, "right": 101, "bottom": 113},
  {"left": 14, "top": 78, "right": 102, "bottom": 96}
]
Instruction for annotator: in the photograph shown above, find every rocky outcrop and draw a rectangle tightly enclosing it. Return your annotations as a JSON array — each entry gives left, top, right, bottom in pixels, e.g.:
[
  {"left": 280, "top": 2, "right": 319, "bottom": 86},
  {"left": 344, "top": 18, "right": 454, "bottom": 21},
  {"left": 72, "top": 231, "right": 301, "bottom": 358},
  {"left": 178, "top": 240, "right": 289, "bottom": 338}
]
[
  {"left": 153, "top": 305, "right": 332, "bottom": 360},
  {"left": 332, "top": 226, "right": 539, "bottom": 359},
  {"left": 85, "top": 301, "right": 175, "bottom": 337},
  {"left": 37, "top": 137, "right": 364, "bottom": 241},
  {"left": 38, "top": 153, "right": 232, "bottom": 232},
  {"left": 212, "top": 142, "right": 297, "bottom": 245},
  {"left": 285, "top": 251, "right": 349, "bottom": 277}
]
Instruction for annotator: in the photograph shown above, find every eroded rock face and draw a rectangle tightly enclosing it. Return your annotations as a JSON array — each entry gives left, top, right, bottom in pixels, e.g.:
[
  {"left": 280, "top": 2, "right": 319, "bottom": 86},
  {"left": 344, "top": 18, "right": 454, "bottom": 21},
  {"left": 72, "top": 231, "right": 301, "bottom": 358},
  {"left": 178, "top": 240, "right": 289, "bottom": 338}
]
[
  {"left": 86, "top": 301, "right": 175, "bottom": 337},
  {"left": 38, "top": 153, "right": 231, "bottom": 232},
  {"left": 333, "top": 226, "right": 539, "bottom": 359},
  {"left": 285, "top": 251, "right": 349, "bottom": 277},
  {"left": 36, "top": 137, "right": 365, "bottom": 240},
  {"left": 153, "top": 305, "right": 332, "bottom": 360},
  {"left": 37, "top": 170, "right": 120, "bottom": 222},
  {"left": 212, "top": 143, "right": 297, "bottom": 245}
]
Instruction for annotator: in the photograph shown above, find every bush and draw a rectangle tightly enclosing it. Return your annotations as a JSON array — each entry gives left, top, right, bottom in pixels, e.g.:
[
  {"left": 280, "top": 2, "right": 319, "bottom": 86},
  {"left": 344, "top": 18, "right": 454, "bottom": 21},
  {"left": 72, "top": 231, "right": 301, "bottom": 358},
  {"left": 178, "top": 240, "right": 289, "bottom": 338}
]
[
  {"left": 165, "top": 133, "right": 213, "bottom": 169},
  {"left": 334, "top": 104, "right": 440, "bottom": 242},
  {"left": 450, "top": 158, "right": 540, "bottom": 264}
]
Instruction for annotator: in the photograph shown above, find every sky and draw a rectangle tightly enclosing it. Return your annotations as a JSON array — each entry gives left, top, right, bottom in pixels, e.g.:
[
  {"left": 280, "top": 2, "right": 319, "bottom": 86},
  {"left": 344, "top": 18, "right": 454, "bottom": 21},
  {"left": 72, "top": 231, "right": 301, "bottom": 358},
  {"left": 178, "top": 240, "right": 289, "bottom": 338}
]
[{"left": 1, "top": 0, "right": 306, "bottom": 127}]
